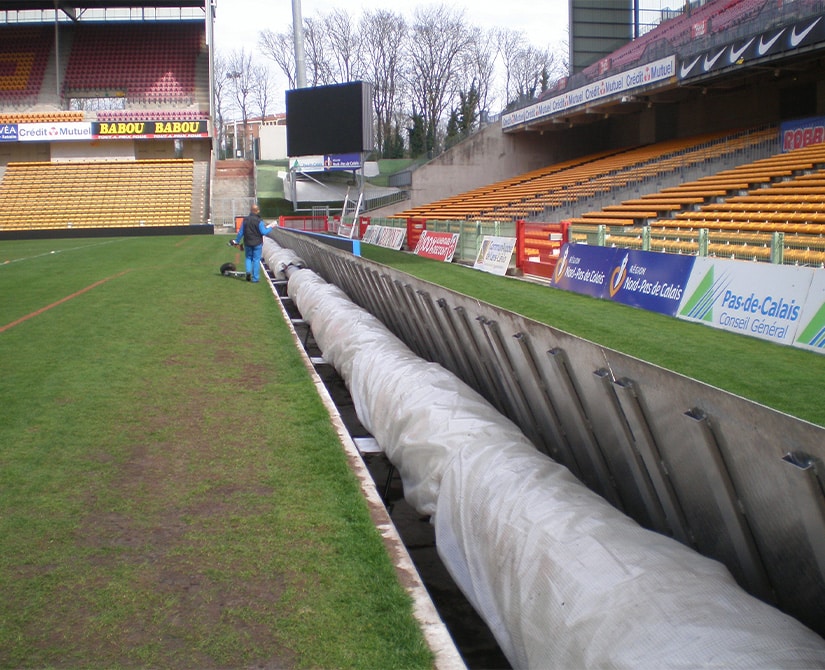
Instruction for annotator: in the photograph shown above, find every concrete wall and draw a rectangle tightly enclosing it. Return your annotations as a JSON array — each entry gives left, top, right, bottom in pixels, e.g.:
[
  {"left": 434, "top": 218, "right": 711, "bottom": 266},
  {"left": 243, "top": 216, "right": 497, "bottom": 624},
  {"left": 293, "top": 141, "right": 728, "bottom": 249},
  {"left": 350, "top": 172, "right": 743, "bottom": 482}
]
[{"left": 401, "top": 115, "right": 648, "bottom": 214}]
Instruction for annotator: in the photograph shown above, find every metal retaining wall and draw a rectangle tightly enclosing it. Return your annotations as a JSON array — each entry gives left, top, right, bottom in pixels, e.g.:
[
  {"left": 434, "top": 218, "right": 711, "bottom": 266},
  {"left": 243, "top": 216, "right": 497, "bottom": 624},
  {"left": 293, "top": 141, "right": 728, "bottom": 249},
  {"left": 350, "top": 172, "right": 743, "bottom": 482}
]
[{"left": 270, "top": 227, "right": 825, "bottom": 638}]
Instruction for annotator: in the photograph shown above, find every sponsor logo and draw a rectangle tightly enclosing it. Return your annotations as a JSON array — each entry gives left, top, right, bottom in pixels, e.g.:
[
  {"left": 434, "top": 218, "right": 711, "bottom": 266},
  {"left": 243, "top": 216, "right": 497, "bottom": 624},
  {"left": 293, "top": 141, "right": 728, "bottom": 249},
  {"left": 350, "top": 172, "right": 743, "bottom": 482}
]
[
  {"left": 608, "top": 253, "right": 629, "bottom": 297},
  {"left": 757, "top": 29, "right": 785, "bottom": 56},
  {"left": 680, "top": 267, "right": 728, "bottom": 322},
  {"left": 783, "top": 125, "right": 825, "bottom": 151},
  {"left": 553, "top": 245, "right": 570, "bottom": 284},
  {"left": 98, "top": 122, "right": 146, "bottom": 135},
  {"left": 703, "top": 48, "right": 726, "bottom": 71},
  {"left": 18, "top": 122, "right": 93, "bottom": 140},
  {"left": 790, "top": 17, "right": 822, "bottom": 48},
  {"left": 154, "top": 121, "right": 203, "bottom": 134},
  {"left": 796, "top": 302, "right": 825, "bottom": 348},
  {"left": 728, "top": 37, "right": 755, "bottom": 63},
  {"left": 0, "top": 123, "right": 17, "bottom": 141},
  {"left": 680, "top": 55, "right": 701, "bottom": 78}
]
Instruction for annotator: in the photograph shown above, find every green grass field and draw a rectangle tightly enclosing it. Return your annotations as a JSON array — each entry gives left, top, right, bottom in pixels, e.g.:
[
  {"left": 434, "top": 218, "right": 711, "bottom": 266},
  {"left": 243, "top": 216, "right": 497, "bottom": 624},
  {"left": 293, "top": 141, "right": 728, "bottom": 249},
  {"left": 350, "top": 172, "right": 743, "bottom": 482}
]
[
  {"left": 0, "top": 236, "right": 433, "bottom": 669},
  {"left": 2, "top": 233, "right": 823, "bottom": 668}
]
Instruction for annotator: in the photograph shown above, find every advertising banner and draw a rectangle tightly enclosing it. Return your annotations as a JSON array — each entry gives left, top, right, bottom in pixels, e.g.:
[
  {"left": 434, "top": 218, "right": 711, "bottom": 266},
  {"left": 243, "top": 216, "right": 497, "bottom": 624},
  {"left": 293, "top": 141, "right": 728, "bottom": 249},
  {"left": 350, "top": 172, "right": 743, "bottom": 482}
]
[
  {"left": 323, "top": 153, "right": 361, "bottom": 170},
  {"left": 679, "top": 16, "right": 825, "bottom": 81},
  {"left": 678, "top": 257, "right": 814, "bottom": 347},
  {"left": 551, "top": 243, "right": 617, "bottom": 299},
  {"left": 362, "top": 225, "right": 405, "bottom": 250},
  {"left": 0, "top": 123, "right": 18, "bottom": 142},
  {"left": 0, "top": 120, "right": 209, "bottom": 142},
  {"left": 94, "top": 120, "right": 209, "bottom": 139},
  {"left": 290, "top": 155, "right": 325, "bottom": 172},
  {"left": 502, "top": 56, "right": 675, "bottom": 130},
  {"left": 413, "top": 230, "right": 460, "bottom": 262},
  {"left": 551, "top": 244, "right": 695, "bottom": 316},
  {"left": 607, "top": 248, "right": 696, "bottom": 316},
  {"left": 17, "top": 122, "right": 93, "bottom": 142},
  {"left": 792, "top": 268, "right": 825, "bottom": 353},
  {"left": 290, "top": 153, "right": 361, "bottom": 172},
  {"left": 780, "top": 116, "right": 825, "bottom": 152},
  {"left": 473, "top": 236, "right": 516, "bottom": 275}
]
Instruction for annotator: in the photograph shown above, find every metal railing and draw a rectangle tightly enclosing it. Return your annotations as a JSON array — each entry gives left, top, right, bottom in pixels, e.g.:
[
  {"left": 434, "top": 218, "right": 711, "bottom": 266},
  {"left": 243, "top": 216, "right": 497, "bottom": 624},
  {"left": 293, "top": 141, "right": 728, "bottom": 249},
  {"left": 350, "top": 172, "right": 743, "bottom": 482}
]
[
  {"left": 571, "top": 224, "right": 825, "bottom": 267},
  {"left": 365, "top": 216, "right": 518, "bottom": 264}
]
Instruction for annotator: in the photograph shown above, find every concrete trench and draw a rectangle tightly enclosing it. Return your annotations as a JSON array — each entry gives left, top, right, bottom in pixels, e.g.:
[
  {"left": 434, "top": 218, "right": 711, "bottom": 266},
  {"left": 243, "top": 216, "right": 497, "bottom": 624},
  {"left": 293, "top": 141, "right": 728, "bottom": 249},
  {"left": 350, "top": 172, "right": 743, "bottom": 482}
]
[{"left": 262, "top": 262, "right": 510, "bottom": 670}]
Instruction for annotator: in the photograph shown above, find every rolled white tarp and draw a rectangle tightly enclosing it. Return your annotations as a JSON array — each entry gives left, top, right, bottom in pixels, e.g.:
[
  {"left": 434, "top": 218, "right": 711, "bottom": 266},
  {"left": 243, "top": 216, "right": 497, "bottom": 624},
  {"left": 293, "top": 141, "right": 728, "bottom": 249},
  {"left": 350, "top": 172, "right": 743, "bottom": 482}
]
[
  {"left": 261, "top": 238, "right": 306, "bottom": 280},
  {"left": 281, "top": 250, "right": 825, "bottom": 669}
]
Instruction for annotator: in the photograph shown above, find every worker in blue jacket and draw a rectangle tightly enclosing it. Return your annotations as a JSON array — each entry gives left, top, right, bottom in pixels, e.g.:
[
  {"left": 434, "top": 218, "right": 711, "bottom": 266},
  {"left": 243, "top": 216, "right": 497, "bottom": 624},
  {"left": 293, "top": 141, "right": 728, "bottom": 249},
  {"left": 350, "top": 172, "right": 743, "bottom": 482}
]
[{"left": 233, "top": 203, "right": 277, "bottom": 283}]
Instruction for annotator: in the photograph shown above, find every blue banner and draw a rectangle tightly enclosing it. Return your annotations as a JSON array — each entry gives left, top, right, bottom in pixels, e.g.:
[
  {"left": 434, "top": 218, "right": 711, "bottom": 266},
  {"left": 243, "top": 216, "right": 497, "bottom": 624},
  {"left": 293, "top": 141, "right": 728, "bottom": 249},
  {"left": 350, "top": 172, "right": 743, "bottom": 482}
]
[
  {"left": 552, "top": 243, "right": 618, "bottom": 299},
  {"left": 0, "top": 124, "right": 18, "bottom": 142},
  {"left": 552, "top": 244, "right": 696, "bottom": 316},
  {"left": 324, "top": 153, "right": 361, "bottom": 170},
  {"left": 608, "top": 248, "right": 696, "bottom": 315},
  {"left": 780, "top": 116, "right": 825, "bottom": 152}
]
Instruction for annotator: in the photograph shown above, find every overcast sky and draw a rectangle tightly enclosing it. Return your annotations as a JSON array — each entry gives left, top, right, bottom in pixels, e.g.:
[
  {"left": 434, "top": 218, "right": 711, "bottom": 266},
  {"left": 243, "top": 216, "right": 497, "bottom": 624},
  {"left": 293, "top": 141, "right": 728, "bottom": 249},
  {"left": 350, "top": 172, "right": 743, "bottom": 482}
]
[
  {"left": 211, "top": 0, "right": 669, "bottom": 114},
  {"left": 212, "top": 0, "right": 571, "bottom": 56}
]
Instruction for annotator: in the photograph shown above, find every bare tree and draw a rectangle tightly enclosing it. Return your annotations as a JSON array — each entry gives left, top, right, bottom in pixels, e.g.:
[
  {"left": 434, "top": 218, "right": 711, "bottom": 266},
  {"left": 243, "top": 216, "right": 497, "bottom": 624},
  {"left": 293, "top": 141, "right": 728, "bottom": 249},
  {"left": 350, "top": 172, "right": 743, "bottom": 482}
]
[
  {"left": 461, "top": 26, "right": 498, "bottom": 124},
  {"left": 496, "top": 27, "right": 525, "bottom": 108},
  {"left": 406, "top": 4, "right": 474, "bottom": 154},
  {"left": 508, "top": 45, "right": 557, "bottom": 105},
  {"left": 324, "top": 8, "right": 362, "bottom": 83},
  {"left": 251, "top": 63, "right": 275, "bottom": 119},
  {"left": 226, "top": 49, "right": 255, "bottom": 158},
  {"left": 302, "top": 16, "right": 334, "bottom": 86},
  {"left": 259, "top": 29, "right": 297, "bottom": 90},
  {"left": 212, "top": 52, "right": 231, "bottom": 158},
  {"left": 359, "top": 9, "right": 407, "bottom": 157}
]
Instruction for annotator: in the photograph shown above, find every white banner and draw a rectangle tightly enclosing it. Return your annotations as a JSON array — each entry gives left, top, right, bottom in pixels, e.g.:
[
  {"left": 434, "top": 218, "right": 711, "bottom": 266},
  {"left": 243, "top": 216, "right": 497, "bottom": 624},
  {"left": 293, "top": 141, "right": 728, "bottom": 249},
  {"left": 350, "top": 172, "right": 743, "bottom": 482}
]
[
  {"left": 473, "top": 236, "right": 516, "bottom": 276},
  {"left": 794, "top": 269, "right": 825, "bottom": 353},
  {"left": 17, "top": 122, "right": 93, "bottom": 142},
  {"left": 289, "top": 155, "right": 325, "bottom": 172},
  {"left": 502, "top": 56, "right": 676, "bottom": 130},
  {"left": 677, "top": 257, "right": 815, "bottom": 347},
  {"left": 362, "top": 224, "right": 405, "bottom": 250}
]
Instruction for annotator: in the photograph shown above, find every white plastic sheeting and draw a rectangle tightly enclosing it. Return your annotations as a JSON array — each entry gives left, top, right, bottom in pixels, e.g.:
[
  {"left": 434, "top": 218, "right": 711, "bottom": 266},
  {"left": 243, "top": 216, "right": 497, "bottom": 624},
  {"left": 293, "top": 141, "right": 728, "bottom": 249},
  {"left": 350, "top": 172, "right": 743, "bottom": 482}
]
[
  {"left": 277, "top": 244, "right": 825, "bottom": 669},
  {"left": 261, "top": 239, "right": 306, "bottom": 280}
]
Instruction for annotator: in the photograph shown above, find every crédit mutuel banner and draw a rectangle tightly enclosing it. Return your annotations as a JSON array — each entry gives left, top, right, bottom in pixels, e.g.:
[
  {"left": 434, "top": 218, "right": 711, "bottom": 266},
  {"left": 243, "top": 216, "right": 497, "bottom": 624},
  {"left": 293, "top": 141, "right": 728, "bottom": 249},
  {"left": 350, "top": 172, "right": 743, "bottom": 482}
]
[
  {"left": 502, "top": 56, "right": 676, "bottom": 130},
  {"left": 2, "top": 120, "right": 209, "bottom": 142},
  {"left": 551, "top": 243, "right": 825, "bottom": 352}
]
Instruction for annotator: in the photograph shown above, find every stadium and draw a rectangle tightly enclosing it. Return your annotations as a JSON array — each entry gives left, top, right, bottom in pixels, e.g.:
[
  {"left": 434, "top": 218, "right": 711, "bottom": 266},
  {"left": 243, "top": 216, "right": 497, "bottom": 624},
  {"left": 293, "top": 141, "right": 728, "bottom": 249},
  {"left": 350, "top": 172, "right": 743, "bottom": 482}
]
[{"left": 2, "top": 0, "right": 825, "bottom": 668}]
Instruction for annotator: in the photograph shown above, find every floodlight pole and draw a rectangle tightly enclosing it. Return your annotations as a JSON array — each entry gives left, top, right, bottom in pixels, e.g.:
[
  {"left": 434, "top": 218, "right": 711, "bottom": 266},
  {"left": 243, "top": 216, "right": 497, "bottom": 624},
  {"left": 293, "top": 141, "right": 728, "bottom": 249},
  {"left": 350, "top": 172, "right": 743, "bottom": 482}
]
[{"left": 292, "top": 0, "right": 307, "bottom": 89}]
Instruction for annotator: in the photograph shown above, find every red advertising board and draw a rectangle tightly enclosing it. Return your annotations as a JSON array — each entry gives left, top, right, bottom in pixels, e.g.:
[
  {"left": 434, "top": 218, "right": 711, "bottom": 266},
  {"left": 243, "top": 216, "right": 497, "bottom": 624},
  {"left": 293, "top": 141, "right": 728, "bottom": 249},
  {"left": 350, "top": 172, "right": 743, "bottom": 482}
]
[{"left": 413, "top": 230, "right": 460, "bottom": 262}]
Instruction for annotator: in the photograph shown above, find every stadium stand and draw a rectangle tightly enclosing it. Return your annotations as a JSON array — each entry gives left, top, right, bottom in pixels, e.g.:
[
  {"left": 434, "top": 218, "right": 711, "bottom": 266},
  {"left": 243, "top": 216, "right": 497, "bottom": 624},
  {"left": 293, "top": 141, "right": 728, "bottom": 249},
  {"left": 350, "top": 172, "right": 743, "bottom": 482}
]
[
  {"left": 0, "top": 7, "right": 211, "bottom": 236},
  {"left": 559, "top": 141, "right": 825, "bottom": 264},
  {"left": 0, "top": 111, "right": 84, "bottom": 123},
  {"left": 575, "top": 0, "right": 770, "bottom": 90},
  {"left": 0, "top": 25, "right": 52, "bottom": 107},
  {"left": 62, "top": 22, "right": 203, "bottom": 104},
  {"left": 0, "top": 159, "right": 194, "bottom": 230},
  {"left": 96, "top": 109, "right": 210, "bottom": 122},
  {"left": 394, "top": 128, "right": 777, "bottom": 223}
]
